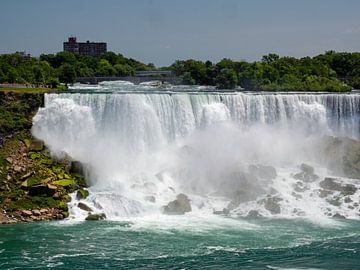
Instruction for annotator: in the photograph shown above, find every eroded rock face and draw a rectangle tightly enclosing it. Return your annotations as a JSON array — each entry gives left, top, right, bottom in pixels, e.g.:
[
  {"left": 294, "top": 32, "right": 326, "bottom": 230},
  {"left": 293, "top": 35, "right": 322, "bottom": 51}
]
[{"left": 163, "top": 194, "right": 192, "bottom": 215}]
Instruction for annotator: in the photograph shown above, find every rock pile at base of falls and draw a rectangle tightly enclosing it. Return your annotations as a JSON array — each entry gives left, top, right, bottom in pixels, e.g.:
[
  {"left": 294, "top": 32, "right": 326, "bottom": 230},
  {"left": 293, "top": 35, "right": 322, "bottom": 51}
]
[
  {"left": 321, "top": 135, "right": 360, "bottom": 178},
  {"left": 293, "top": 164, "right": 319, "bottom": 182},
  {"left": 162, "top": 194, "right": 192, "bottom": 215},
  {"left": 223, "top": 165, "right": 277, "bottom": 211}
]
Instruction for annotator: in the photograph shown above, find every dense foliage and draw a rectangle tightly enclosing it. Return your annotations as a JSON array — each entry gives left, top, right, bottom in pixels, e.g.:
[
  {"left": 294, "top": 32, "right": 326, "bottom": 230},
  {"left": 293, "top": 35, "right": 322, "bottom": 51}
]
[
  {"left": 0, "top": 50, "right": 359, "bottom": 91},
  {"left": 170, "top": 51, "right": 360, "bottom": 91},
  {"left": 0, "top": 51, "right": 154, "bottom": 85}
]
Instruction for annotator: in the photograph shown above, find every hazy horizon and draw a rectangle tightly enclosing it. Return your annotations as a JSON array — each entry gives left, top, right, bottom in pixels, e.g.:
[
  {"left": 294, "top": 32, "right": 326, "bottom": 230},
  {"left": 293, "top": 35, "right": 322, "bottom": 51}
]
[{"left": 1, "top": 0, "right": 360, "bottom": 66}]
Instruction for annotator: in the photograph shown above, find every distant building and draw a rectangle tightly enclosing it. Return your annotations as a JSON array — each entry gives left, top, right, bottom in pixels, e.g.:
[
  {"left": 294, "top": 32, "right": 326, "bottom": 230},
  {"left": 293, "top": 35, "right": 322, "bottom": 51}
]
[{"left": 63, "top": 37, "right": 107, "bottom": 57}]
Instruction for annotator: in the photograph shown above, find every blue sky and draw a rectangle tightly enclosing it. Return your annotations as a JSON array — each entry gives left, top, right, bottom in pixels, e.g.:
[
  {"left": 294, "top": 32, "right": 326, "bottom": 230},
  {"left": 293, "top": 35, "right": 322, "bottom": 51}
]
[{"left": 1, "top": 0, "right": 360, "bottom": 66}]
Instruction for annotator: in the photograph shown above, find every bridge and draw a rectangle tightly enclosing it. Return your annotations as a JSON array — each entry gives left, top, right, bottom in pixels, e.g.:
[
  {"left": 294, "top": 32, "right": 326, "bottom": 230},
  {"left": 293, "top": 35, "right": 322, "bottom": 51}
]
[
  {"left": 76, "top": 76, "right": 181, "bottom": 85},
  {"left": 76, "top": 70, "right": 181, "bottom": 85}
]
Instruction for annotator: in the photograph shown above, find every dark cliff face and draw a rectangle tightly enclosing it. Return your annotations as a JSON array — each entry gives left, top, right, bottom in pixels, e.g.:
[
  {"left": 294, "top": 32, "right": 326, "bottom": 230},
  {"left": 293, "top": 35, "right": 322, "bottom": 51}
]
[{"left": 0, "top": 92, "right": 86, "bottom": 224}]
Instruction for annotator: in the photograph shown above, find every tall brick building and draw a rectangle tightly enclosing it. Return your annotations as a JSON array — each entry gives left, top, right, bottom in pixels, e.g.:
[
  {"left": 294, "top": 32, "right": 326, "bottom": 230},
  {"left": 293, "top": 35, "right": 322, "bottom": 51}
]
[{"left": 63, "top": 37, "right": 107, "bottom": 56}]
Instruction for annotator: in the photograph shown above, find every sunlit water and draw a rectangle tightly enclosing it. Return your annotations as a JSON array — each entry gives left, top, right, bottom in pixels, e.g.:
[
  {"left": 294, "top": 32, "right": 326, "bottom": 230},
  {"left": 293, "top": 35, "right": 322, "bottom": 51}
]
[{"left": 3, "top": 82, "right": 360, "bottom": 269}]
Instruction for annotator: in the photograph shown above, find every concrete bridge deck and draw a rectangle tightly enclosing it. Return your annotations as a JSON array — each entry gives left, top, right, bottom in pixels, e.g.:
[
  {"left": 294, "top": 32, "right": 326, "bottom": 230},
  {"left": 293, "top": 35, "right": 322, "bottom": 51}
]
[{"left": 76, "top": 76, "right": 181, "bottom": 85}]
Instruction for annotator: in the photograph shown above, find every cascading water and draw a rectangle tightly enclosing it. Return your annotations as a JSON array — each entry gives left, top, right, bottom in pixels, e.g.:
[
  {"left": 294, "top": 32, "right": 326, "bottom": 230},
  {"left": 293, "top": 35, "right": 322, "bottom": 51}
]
[{"left": 31, "top": 84, "right": 360, "bottom": 222}]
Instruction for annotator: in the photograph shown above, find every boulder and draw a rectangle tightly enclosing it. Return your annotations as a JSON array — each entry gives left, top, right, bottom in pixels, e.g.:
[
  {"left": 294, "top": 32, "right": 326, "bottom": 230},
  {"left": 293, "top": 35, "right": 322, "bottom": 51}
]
[
  {"left": 21, "top": 210, "right": 33, "bottom": 217},
  {"left": 29, "top": 184, "right": 57, "bottom": 196},
  {"left": 264, "top": 197, "right": 282, "bottom": 214},
  {"left": 247, "top": 210, "right": 262, "bottom": 218},
  {"left": 78, "top": 202, "right": 92, "bottom": 212},
  {"left": 85, "top": 213, "right": 106, "bottom": 221},
  {"left": 293, "top": 164, "right": 319, "bottom": 182},
  {"left": 248, "top": 164, "right": 277, "bottom": 180},
  {"left": 32, "top": 209, "right": 41, "bottom": 216},
  {"left": 76, "top": 188, "right": 89, "bottom": 200},
  {"left": 333, "top": 213, "right": 346, "bottom": 219},
  {"left": 29, "top": 139, "right": 44, "bottom": 151},
  {"left": 163, "top": 193, "right": 192, "bottom": 215}
]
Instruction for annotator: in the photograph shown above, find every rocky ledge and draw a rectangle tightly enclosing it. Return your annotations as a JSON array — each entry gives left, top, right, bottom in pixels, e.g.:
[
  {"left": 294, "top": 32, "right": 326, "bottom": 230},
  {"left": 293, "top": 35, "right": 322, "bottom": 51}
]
[{"left": 0, "top": 92, "right": 87, "bottom": 224}]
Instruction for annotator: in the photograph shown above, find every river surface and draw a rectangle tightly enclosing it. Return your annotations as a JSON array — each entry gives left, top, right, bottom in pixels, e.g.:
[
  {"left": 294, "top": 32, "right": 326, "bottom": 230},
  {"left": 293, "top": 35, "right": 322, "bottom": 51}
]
[{"left": 1, "top": 217, "right": 359, "bottom": 269}]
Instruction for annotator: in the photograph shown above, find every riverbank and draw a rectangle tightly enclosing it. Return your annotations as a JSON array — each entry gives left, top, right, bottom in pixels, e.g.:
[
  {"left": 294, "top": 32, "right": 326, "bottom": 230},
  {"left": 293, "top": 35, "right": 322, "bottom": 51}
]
[{"left": 0, "top": 92, "right": 87, "bottom": 224}]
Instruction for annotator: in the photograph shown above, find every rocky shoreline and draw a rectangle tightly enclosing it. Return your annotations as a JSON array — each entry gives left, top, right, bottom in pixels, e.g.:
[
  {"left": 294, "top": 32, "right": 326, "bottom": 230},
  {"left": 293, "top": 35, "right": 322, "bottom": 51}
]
[{"left": 0, "top": 91, "right": 87, "bottom": 224}]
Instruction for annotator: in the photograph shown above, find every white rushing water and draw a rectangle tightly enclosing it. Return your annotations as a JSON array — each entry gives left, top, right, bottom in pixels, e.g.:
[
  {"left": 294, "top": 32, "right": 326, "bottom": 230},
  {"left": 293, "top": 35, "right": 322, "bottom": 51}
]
[{"left": 32, "top": 83, "right": 360, "bottom": 222}]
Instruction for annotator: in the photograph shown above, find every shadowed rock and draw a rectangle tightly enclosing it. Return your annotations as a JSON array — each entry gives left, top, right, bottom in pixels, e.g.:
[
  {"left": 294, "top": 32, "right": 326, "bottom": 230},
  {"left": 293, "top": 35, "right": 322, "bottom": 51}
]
[
  {"left": 78, "top": 202, "right": 92, "bottom": 212},
  {"left": 85, "top": 213, "right": 106, "bottom": 221},
  {"left": 163, "top": 193, "right": 191, "bottom": 215}
]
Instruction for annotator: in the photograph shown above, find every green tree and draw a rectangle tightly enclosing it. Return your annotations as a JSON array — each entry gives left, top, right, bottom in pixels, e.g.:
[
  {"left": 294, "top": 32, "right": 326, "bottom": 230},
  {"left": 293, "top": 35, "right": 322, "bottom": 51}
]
[
  {"left": 215, "top": 68, "right": 238, "bottom": 89},
  {"left": 58, "top": 63, "right": 76, "bottom": 83}
]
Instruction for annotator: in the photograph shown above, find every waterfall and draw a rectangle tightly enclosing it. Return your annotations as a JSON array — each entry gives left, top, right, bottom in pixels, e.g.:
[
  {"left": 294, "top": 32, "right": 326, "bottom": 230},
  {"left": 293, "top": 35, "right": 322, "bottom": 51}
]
[{"left": 32, "top": 90, "right": 360, "bottom": 220}]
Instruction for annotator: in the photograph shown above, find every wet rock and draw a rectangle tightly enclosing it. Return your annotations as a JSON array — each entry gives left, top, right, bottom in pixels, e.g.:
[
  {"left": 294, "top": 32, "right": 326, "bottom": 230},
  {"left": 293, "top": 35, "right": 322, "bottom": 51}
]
[
  {"left": 85, "top": 213, "right": 106, "bottom": 221},
  {"left": 333, "top": 213, "right": 346, "bottom": 219},
  {"left": 247, "top": 210, "right": 262, "bottom": 218},
  {"left": 213, "top": 208, "right": 230, "bottom": 215},
  {"left": 320, "top": 178, "right": 357, "bottom": 195},
  {"left": 29, "top": 139, "right": 44, "bottom": 151},
  {"left": 248, "top": 164, "right": 277, "bottom": 180},
  {"left": 264, "top": 197, "right": 282, "bottom": 214},
  {"left": 327, "top": 198, "right": 342, "bottom": 206},
  {"left": 78, "top": 202, "right": 92, "bottom": 212},
  {"left": 29, "top": 184, "right": 57, "bottom": 196},
  {"left": 163, "top": 193, "right": 191, "bottom": 215},
  {"left": 344, "top": 197, "right": 353, "bottom": 203},
  {"left": 76, "top": 188, "right": 89, "bottom": 200},
  {"left": 293, "top": 164, "right": 319, "bottom": 183}
]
